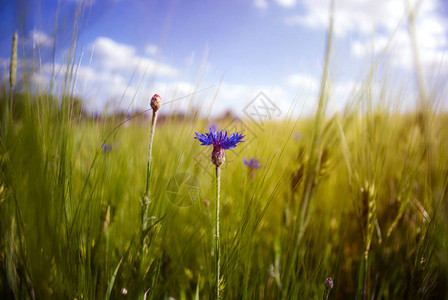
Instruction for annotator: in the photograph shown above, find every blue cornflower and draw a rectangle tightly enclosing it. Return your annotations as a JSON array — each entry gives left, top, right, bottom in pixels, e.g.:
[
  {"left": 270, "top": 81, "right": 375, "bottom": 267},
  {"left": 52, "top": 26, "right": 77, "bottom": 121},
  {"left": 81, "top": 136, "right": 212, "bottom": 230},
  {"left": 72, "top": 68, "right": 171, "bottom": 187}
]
[
  {"left": 243, "top": 157, "right": 261, "bottom": 179},
  {"left": 243, "top": 158, "right": 261, "bottom": 169},
  {"left": 194, "top": 128, "right": 245, "bottom": 166},
  {"left": 195, "top": 129, "right": 245, "bottom": 150},
  {"left": 101, "top": 143, "right": 112, "bottom": 154}
]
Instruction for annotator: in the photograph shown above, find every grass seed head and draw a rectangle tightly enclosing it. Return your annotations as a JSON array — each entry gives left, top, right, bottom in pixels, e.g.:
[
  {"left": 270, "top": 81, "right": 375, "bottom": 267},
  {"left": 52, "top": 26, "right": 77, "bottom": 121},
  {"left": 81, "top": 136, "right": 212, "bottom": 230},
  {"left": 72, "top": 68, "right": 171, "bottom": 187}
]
[{"left": 9, "top": 31, "right": 18, "bottom": 90}]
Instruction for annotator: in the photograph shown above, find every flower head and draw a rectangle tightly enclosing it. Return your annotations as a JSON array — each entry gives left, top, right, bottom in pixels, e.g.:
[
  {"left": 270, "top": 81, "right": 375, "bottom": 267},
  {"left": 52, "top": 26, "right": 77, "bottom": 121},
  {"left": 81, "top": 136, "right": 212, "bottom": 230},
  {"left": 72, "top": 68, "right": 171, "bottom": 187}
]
[
  {"left": 195, "top": 129, "right": 245, "bottom": 150},
  {"left": 243, "top": 158, "right": 261, "bottom": 170},
  {"left": 150, "top": 94, "right": 162, "bottom": 111},
  {"left": 101, "top": 143, "right": 112, "bottom": 154},
  {"left": 243, "top": 157, "right": 261, "bottom": 179},
  {"left": 194, "top": 128, "right": 245, "bottom": 166},
  {"left": 325, "top": 277, "right": 334, "bottom": 289}
]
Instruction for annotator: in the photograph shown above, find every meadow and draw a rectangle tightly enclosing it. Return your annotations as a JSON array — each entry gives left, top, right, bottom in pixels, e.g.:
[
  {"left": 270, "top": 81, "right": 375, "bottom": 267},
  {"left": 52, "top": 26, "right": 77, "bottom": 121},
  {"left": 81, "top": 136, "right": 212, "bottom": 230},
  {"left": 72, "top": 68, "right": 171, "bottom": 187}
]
[
  {"left": 1, "top": 86, "right": 447, "bottom": 299},
  {"left": 1, "top": 6, "right": 448, "bottom": 300}
]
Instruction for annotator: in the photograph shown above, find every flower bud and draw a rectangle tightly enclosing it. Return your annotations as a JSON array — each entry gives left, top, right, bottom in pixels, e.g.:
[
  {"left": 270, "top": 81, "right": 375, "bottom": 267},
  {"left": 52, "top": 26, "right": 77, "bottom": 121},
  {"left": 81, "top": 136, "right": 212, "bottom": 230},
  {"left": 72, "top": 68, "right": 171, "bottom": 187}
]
[
  {"left": 211, "top": 146, "right": 225, "bottom": 167},
  {"left": 150, "top": 94, "right": 161, "bottom": 111},
  {"left": 325, "top": 277, "right": 334, "bottom": 289}
]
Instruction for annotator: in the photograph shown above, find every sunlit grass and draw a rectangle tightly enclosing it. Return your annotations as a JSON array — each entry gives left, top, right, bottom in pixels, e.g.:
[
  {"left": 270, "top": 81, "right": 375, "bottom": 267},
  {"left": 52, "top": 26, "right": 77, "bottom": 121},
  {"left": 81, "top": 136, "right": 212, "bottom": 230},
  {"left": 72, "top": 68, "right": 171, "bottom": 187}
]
[{"left": 1, "top": 92, "right": 447, "bottom": 298}]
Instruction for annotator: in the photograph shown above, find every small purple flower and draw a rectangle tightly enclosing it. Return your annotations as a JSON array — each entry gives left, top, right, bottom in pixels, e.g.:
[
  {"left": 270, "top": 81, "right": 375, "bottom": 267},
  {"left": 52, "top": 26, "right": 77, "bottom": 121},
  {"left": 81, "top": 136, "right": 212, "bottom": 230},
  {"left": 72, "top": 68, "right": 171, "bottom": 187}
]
[
  {"left": 243, "top": 158, "right": 261, "bottom": 170},
  {"left": 101, "top": 143, "right": 112, "bottom": 154},
  {"left": 194, "top": 128, "right": 245, "bottom": 166},
  {"left": 243, "top": 157, "right": 261, "bottom": 179},
  {"left": 195, "top": 129, "right": 245, "bottom": 150}
]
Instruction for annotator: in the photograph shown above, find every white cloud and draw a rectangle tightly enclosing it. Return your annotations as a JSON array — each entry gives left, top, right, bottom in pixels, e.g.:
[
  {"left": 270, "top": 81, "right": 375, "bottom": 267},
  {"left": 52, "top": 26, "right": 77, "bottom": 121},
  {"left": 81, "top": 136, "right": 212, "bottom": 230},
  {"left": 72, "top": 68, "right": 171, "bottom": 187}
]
[
  {"left": 30, "top": 29, "right": 54, "bottom": 48},
  {"left": 286, "top": 0, "right": 448, "bottom": 72},
  {"left": 286, "top": 0, "right": 446, "bottom": 37},
  {"left": 31, "top": 52, "right": 357, "bottom": 117},
  {"left": 350, "top": 10, "right": 448, "bottom": 71},
  {"left": 332, "top": 80, "right": 360, "bottom": 100},
  {"left": 285, "top": 73, "right": 319, "bottom": 91},
  {"left": 91, "top": 37, "right": 178, "bottom": 78},
  {"left": 285, "top": 0, "right": 399, "bottom": 34},
  {"left": 254, "top": 0, "right": 268, "bottom": 10},
  {"left": 275, "top": 0, "right": 297, "bottom": 8},
  {"left": 30, "top": 36, "right": 186, "bottom": 112},
  {"left": 207, "top": 78, "right": 331, "bottom": 118},
  {"left": 145, "top": 44, "right": 159, "bottom": 56}
]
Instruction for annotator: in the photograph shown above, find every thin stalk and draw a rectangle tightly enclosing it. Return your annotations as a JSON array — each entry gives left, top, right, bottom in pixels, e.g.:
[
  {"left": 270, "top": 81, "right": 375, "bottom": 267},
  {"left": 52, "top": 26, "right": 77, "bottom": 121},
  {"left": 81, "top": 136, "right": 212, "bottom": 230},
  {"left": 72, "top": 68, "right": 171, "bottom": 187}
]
[
  {"left": 4, "top": 31, "right": 17, "bottom": 134},
  {"left": 363, "top": 253, "right": 368, "bottom": 300},
  {"left": 406, "top": 0, "right": 428, "bottom": 110},
  {"left": 215, "top": 166, "right": 221, "bottom": 300},
  {"left": 139, "top": 108, "right": 159, "bottom": 293},
  {"left": 145, "top": 110, "right": 158, "bottom": 197},
  {"left": 324, "top": 289, "right": 330, "bottom": 300}
]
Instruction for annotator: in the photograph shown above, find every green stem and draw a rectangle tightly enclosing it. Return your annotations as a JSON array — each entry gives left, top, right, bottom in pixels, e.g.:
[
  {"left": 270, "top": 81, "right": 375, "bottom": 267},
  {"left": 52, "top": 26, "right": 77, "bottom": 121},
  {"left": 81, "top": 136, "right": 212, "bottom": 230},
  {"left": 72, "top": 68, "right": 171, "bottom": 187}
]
[
  {"left": 215, "top": 166, "right": 221, "bottom": 300},
  {"left": 139, "top": 109, "right": 159, "bottom": 289},
  {"left": 324, "top": 289, "right": 330, "bottom": 300},
  {"left": 363, "top": 252, "right": 369, "bottom": 300},
  {"left": 145, "top": 110, "right": 158, "bottom": 197},
  {"left": 2, "top": 91, "right": 11, "bottom": 135}
]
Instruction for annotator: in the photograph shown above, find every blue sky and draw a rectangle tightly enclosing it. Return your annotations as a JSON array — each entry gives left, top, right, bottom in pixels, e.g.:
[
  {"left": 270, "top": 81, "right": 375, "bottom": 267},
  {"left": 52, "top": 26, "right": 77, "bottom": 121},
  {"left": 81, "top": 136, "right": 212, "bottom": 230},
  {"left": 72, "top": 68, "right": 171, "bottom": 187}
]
[{"left": 1, "top": 0, "right": 447, "bottom": 116}]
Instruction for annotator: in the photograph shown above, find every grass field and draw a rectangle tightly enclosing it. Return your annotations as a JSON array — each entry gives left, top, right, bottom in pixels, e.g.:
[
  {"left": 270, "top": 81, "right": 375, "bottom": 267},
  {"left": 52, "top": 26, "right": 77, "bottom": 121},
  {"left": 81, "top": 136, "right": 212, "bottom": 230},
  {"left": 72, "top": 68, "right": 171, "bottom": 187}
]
[
  {"left": 1, "top": 4, "right": 448, "bottom": 300},
  {"left": 1, "top": 87, "right": 447, "bottom": 299}
]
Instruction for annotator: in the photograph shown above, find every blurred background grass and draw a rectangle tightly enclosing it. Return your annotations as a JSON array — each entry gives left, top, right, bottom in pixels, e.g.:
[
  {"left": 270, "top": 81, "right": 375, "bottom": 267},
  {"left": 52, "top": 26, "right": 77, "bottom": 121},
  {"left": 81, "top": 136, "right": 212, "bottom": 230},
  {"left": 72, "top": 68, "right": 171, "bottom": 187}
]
[{"left": 1, "top": 86, "right": 447, "bottom": 298}]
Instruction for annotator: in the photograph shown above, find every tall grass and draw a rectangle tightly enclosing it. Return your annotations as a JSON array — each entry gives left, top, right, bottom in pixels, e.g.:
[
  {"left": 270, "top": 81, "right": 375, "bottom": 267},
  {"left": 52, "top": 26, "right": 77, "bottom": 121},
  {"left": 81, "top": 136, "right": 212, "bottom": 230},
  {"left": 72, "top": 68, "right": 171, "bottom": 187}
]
[{"left": 1, "top": 2, "right": 448, "bottom": 299}]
